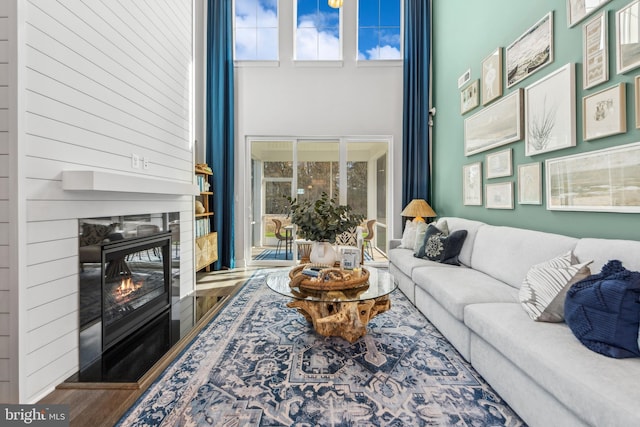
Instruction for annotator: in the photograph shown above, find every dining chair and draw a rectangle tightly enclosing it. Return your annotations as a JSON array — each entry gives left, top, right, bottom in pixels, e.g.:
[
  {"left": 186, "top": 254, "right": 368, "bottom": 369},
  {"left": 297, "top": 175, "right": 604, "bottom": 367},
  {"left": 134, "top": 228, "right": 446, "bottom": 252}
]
[{"left": 363, "top": 219, "right": 376, "bottom": 260}]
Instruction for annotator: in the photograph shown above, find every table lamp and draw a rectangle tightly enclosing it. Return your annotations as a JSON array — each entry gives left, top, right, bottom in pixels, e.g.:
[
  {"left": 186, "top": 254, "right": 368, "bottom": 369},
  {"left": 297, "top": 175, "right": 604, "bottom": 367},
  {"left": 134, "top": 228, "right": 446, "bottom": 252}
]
[{"left": 401, "top": 199, "right": 437, "bottom": 222}]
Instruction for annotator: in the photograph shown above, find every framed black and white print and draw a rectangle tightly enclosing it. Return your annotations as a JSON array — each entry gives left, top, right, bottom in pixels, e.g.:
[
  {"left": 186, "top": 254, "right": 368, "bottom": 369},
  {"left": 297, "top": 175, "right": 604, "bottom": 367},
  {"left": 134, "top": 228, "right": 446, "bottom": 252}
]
[
  {"left": 616, "top": 0, "right": 640, "bottom": 74},
  {"left": 486, "top": 182, "right": 514, "bottom": 209},
  {"left": 525, "top": 63, "right": 576, "bottom": 156},
  {"left": 506, "top": 12, "right": 554, "bottom": 88},
  {"left": 486, "top": 149, "right": 512, "bottom": 179},
  {"left": 583, "top": 83, "right": 626, "bottom": 141},
  {"left": 461, "top": 80, "right": 479, "bottom": 114},
  {"left": 482, "top": 48, "right": 503, "bottom": 105},
  {"left": 583, "top": 11, "right": 608, "bottom": 89},
  {"left": 463, "top": 162, "right": 483, "bottom": 206},
  {"left": 567, "top": 0, "right": 611, "bottom": 27},
  {"left": 518, "top": 162, "right": 542, "bottom": 205}
]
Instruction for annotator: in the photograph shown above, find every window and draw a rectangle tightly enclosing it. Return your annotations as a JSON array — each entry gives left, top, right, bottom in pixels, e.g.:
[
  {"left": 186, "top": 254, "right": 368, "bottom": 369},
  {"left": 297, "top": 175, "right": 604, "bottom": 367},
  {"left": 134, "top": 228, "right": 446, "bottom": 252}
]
[
  {"left": 234, "top": 0, "right": 278, "bottom": 60},
  {"left": 358, "top": 0, "right": 402, "bottom": 60},
  {"left": 295, "top": 0, "right": 342, "bottom": 60}
]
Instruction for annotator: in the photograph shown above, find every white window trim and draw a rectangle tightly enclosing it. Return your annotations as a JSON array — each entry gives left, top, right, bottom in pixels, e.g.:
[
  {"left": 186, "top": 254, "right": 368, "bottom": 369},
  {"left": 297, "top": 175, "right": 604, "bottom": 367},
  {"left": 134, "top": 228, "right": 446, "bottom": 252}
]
[
  {"left": 293, "top": 0, "right": 344, "bottom": 61},
  {"left": 355, "top": 0, "right": 404, "bottom": 63}
]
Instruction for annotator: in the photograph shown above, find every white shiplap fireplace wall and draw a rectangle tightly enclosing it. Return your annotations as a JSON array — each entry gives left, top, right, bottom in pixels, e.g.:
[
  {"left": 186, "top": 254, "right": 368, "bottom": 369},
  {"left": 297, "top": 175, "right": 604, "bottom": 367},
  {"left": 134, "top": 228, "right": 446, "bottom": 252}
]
[{"left": 3, "top": 0, "right": 197, "bottom": 403}]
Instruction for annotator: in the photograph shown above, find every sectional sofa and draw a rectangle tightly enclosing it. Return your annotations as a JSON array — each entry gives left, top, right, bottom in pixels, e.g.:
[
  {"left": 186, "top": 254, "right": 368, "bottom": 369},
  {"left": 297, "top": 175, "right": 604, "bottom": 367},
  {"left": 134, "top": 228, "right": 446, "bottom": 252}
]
[{"left": 388, "top": 217, "right": 640, "bottom": 427}]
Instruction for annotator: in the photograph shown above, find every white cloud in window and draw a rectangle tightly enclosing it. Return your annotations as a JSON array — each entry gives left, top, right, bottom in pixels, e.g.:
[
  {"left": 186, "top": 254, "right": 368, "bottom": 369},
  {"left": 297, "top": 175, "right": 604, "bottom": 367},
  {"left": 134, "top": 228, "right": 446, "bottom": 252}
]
[
  {"left": 296, "top": 17, "right": 340, "bottom": 60},
  {"left": 235, "top": 0, "right": 278, "bottom": 60}
]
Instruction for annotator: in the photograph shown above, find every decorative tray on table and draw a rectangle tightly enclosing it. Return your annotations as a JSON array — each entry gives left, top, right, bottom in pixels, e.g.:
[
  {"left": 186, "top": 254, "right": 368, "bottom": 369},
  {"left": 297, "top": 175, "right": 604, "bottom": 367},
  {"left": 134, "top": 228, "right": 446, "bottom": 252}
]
[{"left": 289, "top": 264, "right": 370, "bottom": 291}]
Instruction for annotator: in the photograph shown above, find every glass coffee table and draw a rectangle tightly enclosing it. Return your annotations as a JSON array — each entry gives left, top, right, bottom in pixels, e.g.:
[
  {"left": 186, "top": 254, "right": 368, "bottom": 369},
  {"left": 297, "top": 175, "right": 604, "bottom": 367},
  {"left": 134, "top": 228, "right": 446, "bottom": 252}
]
[{"left": 266, "top": 267, "right": 397, "bottom": 342}]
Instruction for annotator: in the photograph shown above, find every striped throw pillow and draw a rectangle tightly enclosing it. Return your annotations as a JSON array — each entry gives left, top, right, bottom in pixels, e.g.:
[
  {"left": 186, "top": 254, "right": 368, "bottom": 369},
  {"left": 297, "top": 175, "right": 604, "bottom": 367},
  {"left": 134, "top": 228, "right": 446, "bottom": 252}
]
[{"left": 519, "top": 251, "right": 592, "bottom": 322}]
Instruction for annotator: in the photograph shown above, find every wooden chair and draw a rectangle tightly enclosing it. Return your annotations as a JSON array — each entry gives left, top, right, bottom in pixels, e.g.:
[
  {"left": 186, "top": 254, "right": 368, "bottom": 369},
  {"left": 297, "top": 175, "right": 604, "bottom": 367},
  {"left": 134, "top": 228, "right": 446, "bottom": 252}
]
[
  {"left": 272, "top": 219, "right": 292, "bottom": 258},
  {"left": 362, "top": 219, "right": 376, "bottom": 260}
]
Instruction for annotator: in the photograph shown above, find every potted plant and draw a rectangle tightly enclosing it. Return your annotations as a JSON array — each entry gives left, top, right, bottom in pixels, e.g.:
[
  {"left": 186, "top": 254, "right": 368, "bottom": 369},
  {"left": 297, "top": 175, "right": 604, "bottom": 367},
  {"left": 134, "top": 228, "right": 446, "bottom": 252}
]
[{"left": 287, "top": 192, "right": 365, "bottom": 265}]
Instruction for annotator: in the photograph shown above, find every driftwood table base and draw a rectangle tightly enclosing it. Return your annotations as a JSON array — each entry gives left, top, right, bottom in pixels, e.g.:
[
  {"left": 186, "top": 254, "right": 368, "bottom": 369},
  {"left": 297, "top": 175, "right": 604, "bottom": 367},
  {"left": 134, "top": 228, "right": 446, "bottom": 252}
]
[{"left": 287, "top": 295, "right": 391, "bottom": 342}]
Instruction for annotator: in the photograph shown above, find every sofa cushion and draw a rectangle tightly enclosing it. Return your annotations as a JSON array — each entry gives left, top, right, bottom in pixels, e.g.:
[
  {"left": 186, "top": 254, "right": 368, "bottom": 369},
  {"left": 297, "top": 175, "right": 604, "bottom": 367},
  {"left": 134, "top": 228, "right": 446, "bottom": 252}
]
[
  {"left": 399, "top": 219, "right": 418, "bottom": 249},
  {"left": 519, "top": 252, "right": 592, "bottom": 322},
  {"left": 437, "top": 217, "right": 485, "bottom": 267},
  {"left": 412, "top": 222, "right": 430, "bottom": 257},
  {"left": 573, "top": 237, "right": 640, "bottom": 273},
  {"left": 465, "top": 303, "right": 640, "bottom": 427},
  {"left": 422, "top": 228, "right": 468, "bottom": 266},
  {"left": 470, "top": 225, "right": 578, "bottom": 289},
  {"left": 412, "top": 266, "right": 518, "bottom": 321},
  {"left": 79, "top": 222, "right": 115, "bottom": 246},
  {"left": 388, "top": 248, "right": 438, "bottom": 278}
]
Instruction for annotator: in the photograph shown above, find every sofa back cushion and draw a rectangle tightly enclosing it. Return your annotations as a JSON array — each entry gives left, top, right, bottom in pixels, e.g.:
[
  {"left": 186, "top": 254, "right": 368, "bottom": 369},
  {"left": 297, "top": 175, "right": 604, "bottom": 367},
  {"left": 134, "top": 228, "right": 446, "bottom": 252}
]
[
  {"left": 573, "top": 238, "right": 640, "bottom": 273},
  {"left": 470, "top": 225, "right": 578, "bottom": 289},
  {"left": 437, "top": 217, "right": 485, "bottom": 267}
]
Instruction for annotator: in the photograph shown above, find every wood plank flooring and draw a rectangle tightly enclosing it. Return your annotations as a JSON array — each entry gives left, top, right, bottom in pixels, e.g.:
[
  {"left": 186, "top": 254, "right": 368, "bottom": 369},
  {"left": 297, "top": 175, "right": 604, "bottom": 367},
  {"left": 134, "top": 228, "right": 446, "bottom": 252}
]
[{"left": 37, "top": 268, "right": 258, "bottom": 427}]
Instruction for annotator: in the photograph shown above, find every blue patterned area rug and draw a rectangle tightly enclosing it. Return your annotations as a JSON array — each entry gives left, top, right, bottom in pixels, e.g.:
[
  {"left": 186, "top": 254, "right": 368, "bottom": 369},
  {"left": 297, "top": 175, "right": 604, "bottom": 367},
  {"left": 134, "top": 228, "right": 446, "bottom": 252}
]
[{"left": 117, "top": 269, "right": 525, "bottom": 426}]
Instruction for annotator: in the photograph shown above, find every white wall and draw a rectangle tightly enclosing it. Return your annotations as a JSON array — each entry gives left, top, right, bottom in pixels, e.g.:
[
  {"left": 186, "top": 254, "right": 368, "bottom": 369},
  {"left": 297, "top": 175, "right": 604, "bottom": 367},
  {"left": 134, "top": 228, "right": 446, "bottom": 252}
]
[
  {"left": 234, "top": 0, "right": 404, "bottom": 265},
  {"left": 0, "top": 0, "right": 15, "bottom": 404},
  {"left": 6, "top": 0, "right": 196, "bottom": 403}
]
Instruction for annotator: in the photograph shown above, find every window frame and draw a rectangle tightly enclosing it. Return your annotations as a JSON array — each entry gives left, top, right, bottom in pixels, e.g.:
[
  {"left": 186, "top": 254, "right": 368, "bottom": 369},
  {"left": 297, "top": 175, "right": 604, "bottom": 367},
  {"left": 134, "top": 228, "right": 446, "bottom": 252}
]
[
  {"left": 233, "top": 0, "right": 280, "bottom": 63},
  {"left": 356, "top": 0, "right": 404, "bottom": 64},
  {"left": 293, "top": 0, "right": 344, "bottom": 62}
]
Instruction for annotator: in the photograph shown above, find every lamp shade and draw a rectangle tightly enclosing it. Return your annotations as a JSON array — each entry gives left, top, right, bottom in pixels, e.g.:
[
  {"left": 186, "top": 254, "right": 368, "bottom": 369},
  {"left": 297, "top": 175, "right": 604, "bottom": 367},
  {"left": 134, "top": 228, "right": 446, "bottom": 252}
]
[
  {"left": 401, "top": 199, "right": 437, "bottom": 222},
  {"left": 328, "top": 0, "right": 343, "bottom": 8}
]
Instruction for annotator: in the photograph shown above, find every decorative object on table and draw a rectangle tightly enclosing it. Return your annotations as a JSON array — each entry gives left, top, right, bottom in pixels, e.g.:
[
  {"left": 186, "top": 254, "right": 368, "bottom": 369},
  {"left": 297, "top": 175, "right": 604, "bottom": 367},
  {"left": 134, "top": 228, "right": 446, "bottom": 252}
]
[
  {"left": 286, "top": 192, "right": 365, "bottom": 265},
  {"left": 464, "top": 89, "right": 523, "bottom": 156},
  {"left": 481, "top": 47, "right": 502, "bottom": 105},
  {"left": 616, "top": 0, "right": 640, "bottom": 74},
  {"left": 462, "top": 162, "right": 483, "bottom": 206},
  {"left": 545, "top": 141, "right": 640, "bottom": 213},
  {"left": 485, "top": 182, "right": 514, "bottom": 209},
  {"left": 525, "top": 63, "right": 576, "bottom": 156},
  {"left": 583, "top": 83, "right": 626, "bottom": 141},
  {"left": 194, "top": 200, "right": 205, "bottom": 214},
  {"left": 567, "top": 0, "right": 611, "bottom": 27},
  {"left": 485, "top": 148, "right": 512, "bottom": 179},
  {"left": 517, "top": 162, "right": 542, "bottom": 205},
  {"left": 288, "top": 264, "right": 370, "bottom": 291},
  {"left": 582, "top": 11, "right": 608, "bottom": 90},
  {"left": 340, "top": 247, "right": 361, "bottom": 270},
  {"left": 506, "top": 12, "right": 553, "bottom": 88},
  {"left": 460, "top": 79, "right": 479, "bottom": 114},
  {"left": 400, "top": 198, "right": 436, "bottom": 222}
]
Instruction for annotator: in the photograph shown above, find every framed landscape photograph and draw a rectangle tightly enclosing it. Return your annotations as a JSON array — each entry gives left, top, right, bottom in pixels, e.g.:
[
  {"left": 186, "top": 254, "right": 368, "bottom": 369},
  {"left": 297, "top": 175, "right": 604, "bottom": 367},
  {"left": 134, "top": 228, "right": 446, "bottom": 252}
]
[
  {"left": 525, "top": 63, "right": 576, "bottom": 156},
  {"left": 486, "top": 182, "right": 514, "bottom": 209},
  {"left": 582, "top": 11, "right": 608, "bottom": 89},
  {"left": 583, "top": 83, "right": 626, "bottom": 141},
  {"left": 482, "top": 48, "right": 503, "bottom": 105},
  {"left": 546, "top": 142, "right": 640, "bottom": 212},
  {"left": 464, "top": 89, "right": 523, "bottom": 156},
  {"left": 636, "top": 75, "right": 640, "bottom": 128},
  {"left": 486, "top": 148, "right": 512, "bottom": 179},
  {"left": 461, "top": 80, "right": 479, "bottom": 114},
  {"left": 506, "top": 12, "right": 554, "bottom": 88},
  {"left": 567, "top": 0, "right": 611, "bottom": 27},
  {"left": 463, "top": 162, "right": 483, "bottom": 206},
  {"left": 518, "top": 162, "right": 542, "bottom": 205},
  {"left": 616, "top": 0, "right": 640, "bottom": 74}
]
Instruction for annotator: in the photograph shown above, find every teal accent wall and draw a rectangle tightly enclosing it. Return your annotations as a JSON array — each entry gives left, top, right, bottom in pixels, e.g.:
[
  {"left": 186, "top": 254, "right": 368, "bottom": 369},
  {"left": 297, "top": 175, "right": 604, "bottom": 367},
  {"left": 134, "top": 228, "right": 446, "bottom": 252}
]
[{"left": 432, "top": 0, "right": 640, "bottom": 240}]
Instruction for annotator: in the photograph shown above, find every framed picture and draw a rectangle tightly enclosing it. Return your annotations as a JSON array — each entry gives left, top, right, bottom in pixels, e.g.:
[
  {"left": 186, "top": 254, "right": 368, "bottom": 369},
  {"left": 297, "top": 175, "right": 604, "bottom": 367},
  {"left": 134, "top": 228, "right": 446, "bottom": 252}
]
[
  {"left": 636, "top": 75, "right": 640, "bottom": 128},
  {"left": 482, "top": 48, "right": 503, "bottom": 105},
  {"left": 525, "top": 63, "right": 576, "bottom": 156},
  {"left": 506, "top": 12, "right": 554, "bottom": 88},
  {"left": 518, "top": 162, "right": 542, "bottom": 205},
  {"left": 546, "top": 142, "right": 640, "bottom": 212},
  {"left": 464, "top": 89, "right": 523, "bottom": 156},
  {"left": 458, "top": 68, "right": 471, "bottom": 88},
  {"left": 486, "top": 148, "right": 512, "bottom": 179},
  {"left": 583, "top": 11, "right": 608, "bottom": 89},
  {"left": 463, "top": 162, "right": 483, "bottom": 206},
  {"left": 461, "top": 80, "right": 479, "bottom": 114},
  {"left": 567, "top": 0, "right": 611, "bottom": 27},
  {"left": 583, "top": 83, "right": 626, "bottom": 141},
  {"left": 616, "top": 0, "right": 640, "bottom": 74},
  {"left": 485, "top": 182, "right": 514, "bottom": 209}
]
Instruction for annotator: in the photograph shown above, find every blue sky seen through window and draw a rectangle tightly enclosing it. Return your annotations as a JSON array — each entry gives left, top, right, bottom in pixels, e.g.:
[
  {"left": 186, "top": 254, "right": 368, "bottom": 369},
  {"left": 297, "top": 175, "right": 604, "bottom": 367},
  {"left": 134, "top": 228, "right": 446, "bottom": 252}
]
[{"left": 234, "top": 0, "right": 401, "bottom": 61}]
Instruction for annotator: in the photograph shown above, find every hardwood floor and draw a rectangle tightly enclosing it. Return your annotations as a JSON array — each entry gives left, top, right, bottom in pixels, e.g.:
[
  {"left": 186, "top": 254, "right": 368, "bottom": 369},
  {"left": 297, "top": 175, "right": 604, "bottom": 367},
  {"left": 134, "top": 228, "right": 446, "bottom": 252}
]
[{"left": 37, "top": 268, "right": 259, "bottom": 427}]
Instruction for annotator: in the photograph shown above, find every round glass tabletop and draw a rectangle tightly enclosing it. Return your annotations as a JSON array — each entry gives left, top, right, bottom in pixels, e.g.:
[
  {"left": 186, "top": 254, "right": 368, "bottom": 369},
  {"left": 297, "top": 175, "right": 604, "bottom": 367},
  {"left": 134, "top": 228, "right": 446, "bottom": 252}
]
[{"left": 266, "top": 266, "right": 397, "bottom": 303}]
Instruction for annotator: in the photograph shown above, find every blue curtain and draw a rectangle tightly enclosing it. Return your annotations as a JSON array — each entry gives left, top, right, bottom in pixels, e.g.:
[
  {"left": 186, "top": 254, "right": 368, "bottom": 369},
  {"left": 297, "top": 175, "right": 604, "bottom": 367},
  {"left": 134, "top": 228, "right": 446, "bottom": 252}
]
[
  {"left": 206, "top": 0, "right": 235, "bottom": 269},
  {"left": 402, "top": 0, "right": 431, "bottom": 208}
]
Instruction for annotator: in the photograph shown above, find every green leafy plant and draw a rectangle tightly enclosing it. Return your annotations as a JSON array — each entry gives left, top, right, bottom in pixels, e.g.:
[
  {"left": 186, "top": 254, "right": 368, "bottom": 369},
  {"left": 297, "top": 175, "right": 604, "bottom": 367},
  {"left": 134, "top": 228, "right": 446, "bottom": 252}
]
[{"left": 286, "top": 192, "right": 365, "bottom": 242}]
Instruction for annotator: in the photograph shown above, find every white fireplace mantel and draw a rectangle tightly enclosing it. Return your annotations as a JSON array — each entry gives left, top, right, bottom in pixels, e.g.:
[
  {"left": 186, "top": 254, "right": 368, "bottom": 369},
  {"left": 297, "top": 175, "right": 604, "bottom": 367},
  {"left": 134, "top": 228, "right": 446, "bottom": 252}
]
[{"left": 62, "top": 170, "right": 200, "bottom": 196}]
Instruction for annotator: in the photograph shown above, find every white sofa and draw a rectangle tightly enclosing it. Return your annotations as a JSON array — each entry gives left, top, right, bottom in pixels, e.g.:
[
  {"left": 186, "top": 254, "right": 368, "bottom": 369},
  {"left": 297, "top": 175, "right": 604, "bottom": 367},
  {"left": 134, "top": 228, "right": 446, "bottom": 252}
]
[{"left": 388, "top": 217, "right": 640, "bottom": 427}]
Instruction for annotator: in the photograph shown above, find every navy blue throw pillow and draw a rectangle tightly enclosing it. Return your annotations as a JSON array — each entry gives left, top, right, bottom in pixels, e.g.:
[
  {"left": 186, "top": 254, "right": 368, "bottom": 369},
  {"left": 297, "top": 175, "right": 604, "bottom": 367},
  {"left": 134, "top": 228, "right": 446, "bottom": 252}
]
[
  {"left": 564, "top": 260, "right": 640, "bottom": 358},
  {"left": 423, "top": 228, "right": 468, "bottom": 266}
]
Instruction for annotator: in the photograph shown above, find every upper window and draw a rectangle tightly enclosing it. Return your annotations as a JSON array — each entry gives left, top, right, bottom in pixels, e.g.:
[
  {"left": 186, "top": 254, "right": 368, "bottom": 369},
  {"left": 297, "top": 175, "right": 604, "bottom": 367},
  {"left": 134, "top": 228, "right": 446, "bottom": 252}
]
[
  {"left": 234, "top": 0, "right": 279, "bottom": 60},
  {"left": 358, "top": 0, "right": 402, "bottom": 60},
  {"left": 295, "top": 0, "right": 342, "bottom": 60}
]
